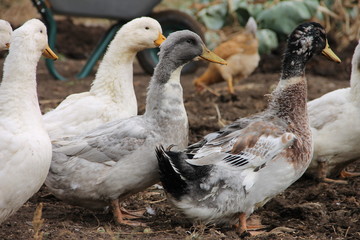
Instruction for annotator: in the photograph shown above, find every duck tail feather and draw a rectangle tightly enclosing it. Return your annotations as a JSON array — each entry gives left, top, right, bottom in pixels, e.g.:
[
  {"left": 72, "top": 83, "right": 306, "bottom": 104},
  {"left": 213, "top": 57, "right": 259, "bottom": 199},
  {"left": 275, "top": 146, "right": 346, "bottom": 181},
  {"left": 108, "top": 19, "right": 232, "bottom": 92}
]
[
  {"left": 156, "top": 145, "right": 188, "bottom": 200},
  {"left": 245, "top": 16, "right": 257, "bottom": 36}
]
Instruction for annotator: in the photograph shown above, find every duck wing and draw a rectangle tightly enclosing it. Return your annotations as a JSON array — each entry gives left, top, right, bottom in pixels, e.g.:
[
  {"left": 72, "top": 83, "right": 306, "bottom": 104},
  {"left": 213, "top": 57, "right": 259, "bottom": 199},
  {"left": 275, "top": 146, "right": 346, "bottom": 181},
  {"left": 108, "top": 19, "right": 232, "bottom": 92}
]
[
  {"left": 53, "top": 116, "right": 150, "bottom": 166},
  {"left": 308, "top": 88, "right": 348, "bottom": 130},
  {"left": 186, "top": 120, "right": 296, "bottom": 171},
  {"left": 158, "top": 119, "right": 296, "bottom": 198}
]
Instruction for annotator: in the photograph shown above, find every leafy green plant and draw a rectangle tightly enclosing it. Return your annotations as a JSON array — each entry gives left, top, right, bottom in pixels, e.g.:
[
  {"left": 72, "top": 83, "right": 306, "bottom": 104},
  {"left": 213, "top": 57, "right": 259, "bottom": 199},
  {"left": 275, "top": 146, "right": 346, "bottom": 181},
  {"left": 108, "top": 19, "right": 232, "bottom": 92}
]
[
  {"left": 161, "top": 0, "right": 358, "bottom": 52},
  {"left": 257, "top": 28, "right": 279, "bottom": 54},
  {"left": 256, "top": 0, "right": 319, "bottom": 37},
  {"left": 198, "top": 2, "right": 228, "bottom": 30},
  {"left": 194, "top": 0, "right": 323, "bottom": 53}
]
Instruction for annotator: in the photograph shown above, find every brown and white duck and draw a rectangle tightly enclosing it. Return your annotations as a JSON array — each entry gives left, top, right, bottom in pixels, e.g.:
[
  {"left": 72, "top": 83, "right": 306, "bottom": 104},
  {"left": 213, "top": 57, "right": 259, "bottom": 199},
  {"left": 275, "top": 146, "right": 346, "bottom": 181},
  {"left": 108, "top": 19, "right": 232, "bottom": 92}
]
[{"left": 156, "top": 22, "right": 341, "bottom": 235}]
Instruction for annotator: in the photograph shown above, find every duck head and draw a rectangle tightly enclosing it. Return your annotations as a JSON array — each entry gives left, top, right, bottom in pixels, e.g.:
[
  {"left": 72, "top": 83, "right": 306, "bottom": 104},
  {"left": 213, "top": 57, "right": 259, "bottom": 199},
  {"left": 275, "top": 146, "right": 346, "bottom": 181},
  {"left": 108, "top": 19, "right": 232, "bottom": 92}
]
[
  {"left": 281, "top": 22, "right": 341, "bottom": 79},
  {"left": 121, "top": 17, "right": 166, "bottom": 51},
  {"left": 158, "top": 30, "right": 226, "bottom": 70},
  {"left": 0, "top": 20, "right": 12, "bottom": 50},
  {"left": 287, "top": 22, "right": 341, "bottom": 63},
  {"left": 11, "top": 19, "right": 58, "bottom": 60}
]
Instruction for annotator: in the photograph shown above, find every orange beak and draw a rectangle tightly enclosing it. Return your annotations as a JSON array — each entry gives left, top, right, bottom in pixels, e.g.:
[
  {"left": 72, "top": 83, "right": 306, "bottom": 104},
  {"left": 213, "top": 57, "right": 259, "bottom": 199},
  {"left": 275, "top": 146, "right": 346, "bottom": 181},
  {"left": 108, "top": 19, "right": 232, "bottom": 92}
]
[
  {"left": 42, "top": 45, "right": 58, "bottom": 60},
  {"left": 154, "top": 32, "right": 166, "bottom": 46}
]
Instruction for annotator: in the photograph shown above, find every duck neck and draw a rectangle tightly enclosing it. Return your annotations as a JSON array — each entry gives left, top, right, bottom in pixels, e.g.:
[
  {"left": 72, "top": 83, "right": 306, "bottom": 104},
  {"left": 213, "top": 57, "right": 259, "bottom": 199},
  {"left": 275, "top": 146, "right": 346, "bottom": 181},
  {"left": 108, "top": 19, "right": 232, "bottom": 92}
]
[
  {"left": 281, "top": 51, "right": 310, "bottom": 80},
  {"left": 145, "top": 60, "right": 187, "bottom": 124},
  {"left": 350, "top": 58, "right": 360, "bottom": 104},
  {"left": 269, "top": 49, "right": 310, "bottom": 127},
  {"left": 90, "top": 35, "right": 137, "bottom": 107},
  {"left": 0, "top": 47, "right": 41, "bottom": 116},
  {"left": 269, "top": 76, "right": 308, "bottom": 123}
]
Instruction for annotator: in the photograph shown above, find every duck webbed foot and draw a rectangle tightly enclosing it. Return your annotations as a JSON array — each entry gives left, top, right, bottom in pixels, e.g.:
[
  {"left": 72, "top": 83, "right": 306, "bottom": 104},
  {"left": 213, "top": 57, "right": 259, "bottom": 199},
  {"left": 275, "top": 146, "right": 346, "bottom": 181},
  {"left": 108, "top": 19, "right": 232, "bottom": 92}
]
[
  {"left": 316, "top": 160, "right": 348, "bottom": 184},
  {"left": 339, "top": 169, "right": 360, "bottom": 179},
  {"left": 111, "top": 199, "right": 146, "bottom": 226},
  {"left": 235, "top": 213, "right": 267, "bottom": 237},
  {"left": 322, "top": 177, "right": 348, "bottom": 184},
  {"left": 120, "top": 207, "right": 145, "bottom": 219}
]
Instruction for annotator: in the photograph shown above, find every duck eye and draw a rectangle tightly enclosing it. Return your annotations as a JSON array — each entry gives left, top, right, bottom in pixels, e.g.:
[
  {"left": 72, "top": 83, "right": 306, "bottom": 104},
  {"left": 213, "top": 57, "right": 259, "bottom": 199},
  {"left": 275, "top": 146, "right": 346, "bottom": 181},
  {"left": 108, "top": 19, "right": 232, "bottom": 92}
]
[
  {"left": 186, "top": 39, "right": 193, "bottom": 44},
  {"left": 145, "top": 26, "right": 149, "bottom": 30},
  {"left": 40, "top": 29, "right": 43, "bottom": 33}
]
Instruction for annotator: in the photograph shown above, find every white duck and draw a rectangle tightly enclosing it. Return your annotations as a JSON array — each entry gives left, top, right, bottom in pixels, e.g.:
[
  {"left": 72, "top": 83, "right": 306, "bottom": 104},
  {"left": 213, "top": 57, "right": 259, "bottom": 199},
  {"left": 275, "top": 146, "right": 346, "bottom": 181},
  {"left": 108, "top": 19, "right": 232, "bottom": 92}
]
[
  {"left": 306, "top": 40, "right": 360, "bottom": 183},
  {"left": 43, "top": 17, "right": 166, "bottom": 140},
  {"left": 45, "top": 30, "right": 226, "bottom": 226},
  {"left": 156, "top": 22, "right": 341, "bottom": 236},
  {"left": 0, "top": 20, "right": 12, "bottom": 50},
  {"left": 0, "top": 18, "right": 58, "bottom": 224}
]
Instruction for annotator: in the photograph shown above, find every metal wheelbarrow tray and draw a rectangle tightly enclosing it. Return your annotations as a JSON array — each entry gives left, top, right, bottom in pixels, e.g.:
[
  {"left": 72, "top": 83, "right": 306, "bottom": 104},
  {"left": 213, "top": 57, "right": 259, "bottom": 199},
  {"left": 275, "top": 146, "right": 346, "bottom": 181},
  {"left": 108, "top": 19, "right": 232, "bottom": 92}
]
[
  {"left": 31, "top": 0, "right": 203, "bottom": 80},
  {"left": 49, "top": 0, "right": 161, "bottom": 20}
]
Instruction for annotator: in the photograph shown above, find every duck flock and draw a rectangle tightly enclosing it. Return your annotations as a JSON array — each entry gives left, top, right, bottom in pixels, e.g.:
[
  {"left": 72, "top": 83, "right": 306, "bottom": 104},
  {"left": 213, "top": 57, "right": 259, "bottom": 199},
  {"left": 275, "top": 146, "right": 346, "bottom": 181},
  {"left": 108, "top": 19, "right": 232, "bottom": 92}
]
[{"left": 1, "top": 15, "right": 359, "bottom": 238}]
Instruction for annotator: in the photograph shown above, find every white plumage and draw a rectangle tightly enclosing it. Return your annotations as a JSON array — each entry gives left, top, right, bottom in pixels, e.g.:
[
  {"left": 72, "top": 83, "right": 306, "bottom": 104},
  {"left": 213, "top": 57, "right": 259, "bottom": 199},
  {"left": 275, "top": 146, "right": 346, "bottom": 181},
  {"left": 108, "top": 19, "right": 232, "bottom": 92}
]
[
  {"left": 43, "top": 17, "right": 165, "bottom": 140},
  {"left": 0, "top": 19, "right": 12, "bottom": 50},
  {"left": 307, "top": 40, "right": 360, "bottom": 182},
  {"left": 0, "top": 19, "right": 57, "bottom": 224}
]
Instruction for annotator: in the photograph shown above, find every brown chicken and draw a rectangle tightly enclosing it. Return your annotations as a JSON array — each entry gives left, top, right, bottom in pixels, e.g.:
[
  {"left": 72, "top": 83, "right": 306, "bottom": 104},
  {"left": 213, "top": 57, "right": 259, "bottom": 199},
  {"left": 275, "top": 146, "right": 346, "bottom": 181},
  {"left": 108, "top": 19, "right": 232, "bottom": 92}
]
[{"left": 193, "top": 17, "right": 260, "bottom": 95}]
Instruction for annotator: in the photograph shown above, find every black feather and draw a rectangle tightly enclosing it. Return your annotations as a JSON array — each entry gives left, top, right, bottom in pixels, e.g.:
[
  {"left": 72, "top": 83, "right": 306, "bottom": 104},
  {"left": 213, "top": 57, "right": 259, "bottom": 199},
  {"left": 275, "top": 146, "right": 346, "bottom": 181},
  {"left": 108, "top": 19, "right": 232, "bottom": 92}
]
[
  {"left": 156, "top": 146, "right": 188, "bottom": 200},
  {"left": 223, "top": 152, "right": 248, "bottom": 167},
  {"left": 156, "top": 145, "right": 212, "bottom": 200}
]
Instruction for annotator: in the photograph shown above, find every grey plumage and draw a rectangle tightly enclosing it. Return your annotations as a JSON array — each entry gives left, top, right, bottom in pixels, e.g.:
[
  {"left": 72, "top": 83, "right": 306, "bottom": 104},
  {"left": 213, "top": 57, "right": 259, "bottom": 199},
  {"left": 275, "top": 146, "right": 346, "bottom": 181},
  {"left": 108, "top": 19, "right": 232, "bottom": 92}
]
[{"left": 45, "top": 30, "right": 221, "bottom": 210}]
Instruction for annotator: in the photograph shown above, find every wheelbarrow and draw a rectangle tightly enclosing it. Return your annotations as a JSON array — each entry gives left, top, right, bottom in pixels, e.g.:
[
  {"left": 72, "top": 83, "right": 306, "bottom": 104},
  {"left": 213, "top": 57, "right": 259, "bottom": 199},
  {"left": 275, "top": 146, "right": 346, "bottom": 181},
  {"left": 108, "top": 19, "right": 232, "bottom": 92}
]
[{"left": 31, "top": 0, "right": 204, "bottom": 80}]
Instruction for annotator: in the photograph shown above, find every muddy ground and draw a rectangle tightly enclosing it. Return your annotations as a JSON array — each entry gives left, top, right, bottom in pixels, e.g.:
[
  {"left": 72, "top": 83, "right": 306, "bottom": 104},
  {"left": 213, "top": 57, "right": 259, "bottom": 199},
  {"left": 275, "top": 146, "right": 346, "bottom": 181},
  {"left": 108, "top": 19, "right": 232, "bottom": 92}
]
[{"left": 0, "top": 20, "right": 359, "bottom": 240}]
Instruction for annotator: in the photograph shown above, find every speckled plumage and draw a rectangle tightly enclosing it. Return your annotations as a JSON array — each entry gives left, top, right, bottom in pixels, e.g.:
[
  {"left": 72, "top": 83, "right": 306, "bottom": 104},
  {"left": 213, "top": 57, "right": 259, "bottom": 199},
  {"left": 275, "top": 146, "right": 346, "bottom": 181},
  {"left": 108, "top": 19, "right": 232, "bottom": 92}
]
[{"left": 157, "top": 22, "right": 340, "bottom": 233}]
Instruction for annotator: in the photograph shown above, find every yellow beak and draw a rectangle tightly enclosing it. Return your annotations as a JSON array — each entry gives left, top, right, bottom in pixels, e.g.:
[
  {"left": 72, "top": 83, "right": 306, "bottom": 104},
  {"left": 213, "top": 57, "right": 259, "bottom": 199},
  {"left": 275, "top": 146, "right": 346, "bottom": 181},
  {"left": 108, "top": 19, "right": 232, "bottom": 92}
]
[
  {"left": 322, "top": 40, "right": 341, "bottom": 63},
  {"left": 199, "top": 45, "right": 227, "bottom": 65},
  {"left": 154, "top": 32, "right": 166, "bottom": 46},
  {"left": 42, "top": 45, "right": 58, "bottom": 60}
]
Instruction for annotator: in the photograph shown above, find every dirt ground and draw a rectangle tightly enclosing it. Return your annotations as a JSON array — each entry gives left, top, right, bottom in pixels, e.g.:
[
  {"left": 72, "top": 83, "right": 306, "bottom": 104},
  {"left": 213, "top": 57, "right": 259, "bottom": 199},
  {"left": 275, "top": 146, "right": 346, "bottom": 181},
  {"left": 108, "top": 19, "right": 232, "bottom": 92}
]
[{"left": 0, "top": 20, "right": 359, "bottom": 240}]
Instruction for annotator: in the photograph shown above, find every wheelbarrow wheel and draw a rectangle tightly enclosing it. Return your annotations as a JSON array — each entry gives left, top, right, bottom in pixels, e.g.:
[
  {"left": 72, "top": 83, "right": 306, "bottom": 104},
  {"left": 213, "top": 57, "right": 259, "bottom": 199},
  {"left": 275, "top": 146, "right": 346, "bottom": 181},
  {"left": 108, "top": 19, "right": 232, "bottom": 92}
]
[{"left": 136, "top": 9, "right": 205, "bottom": 75}]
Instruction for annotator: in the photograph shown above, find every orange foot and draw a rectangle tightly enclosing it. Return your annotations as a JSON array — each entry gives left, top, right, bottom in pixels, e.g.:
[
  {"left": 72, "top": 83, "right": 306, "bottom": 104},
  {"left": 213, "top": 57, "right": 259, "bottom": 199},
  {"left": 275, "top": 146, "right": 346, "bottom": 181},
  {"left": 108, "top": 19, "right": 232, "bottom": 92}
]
[
  {"left": 339, "top": 169, "right": 360, "bottom": 179},
  {"left": 225, "top": 76, "right": 235, "bottom": 96},
  {"left": 322, "top": 177, "right": 348, "bottom": 184},
  {"left": 111, "top": 200, "right": 146, "bottom": 226},
  {"left": 120, "top": 207, "right": 145, "bottom": 219},
  {"left": 235, "top": 213, "right": 268, "bottom": 237},
  {"left": 316, "top": 161, "right": 348, "bottom": 184}
]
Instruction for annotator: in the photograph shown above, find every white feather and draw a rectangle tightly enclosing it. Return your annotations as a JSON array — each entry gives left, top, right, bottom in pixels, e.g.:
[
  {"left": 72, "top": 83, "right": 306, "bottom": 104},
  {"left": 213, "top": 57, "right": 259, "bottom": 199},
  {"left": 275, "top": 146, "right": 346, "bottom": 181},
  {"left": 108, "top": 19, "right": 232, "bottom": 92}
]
[
  {"left": 43, "top": 17, "right": 164, "bottom": 140},
  {"left": 0, "top": 19, "right": 52, "bottom": 223},
  {"left": 307, "top": 40, "right": 360, "bottom": 176}
]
